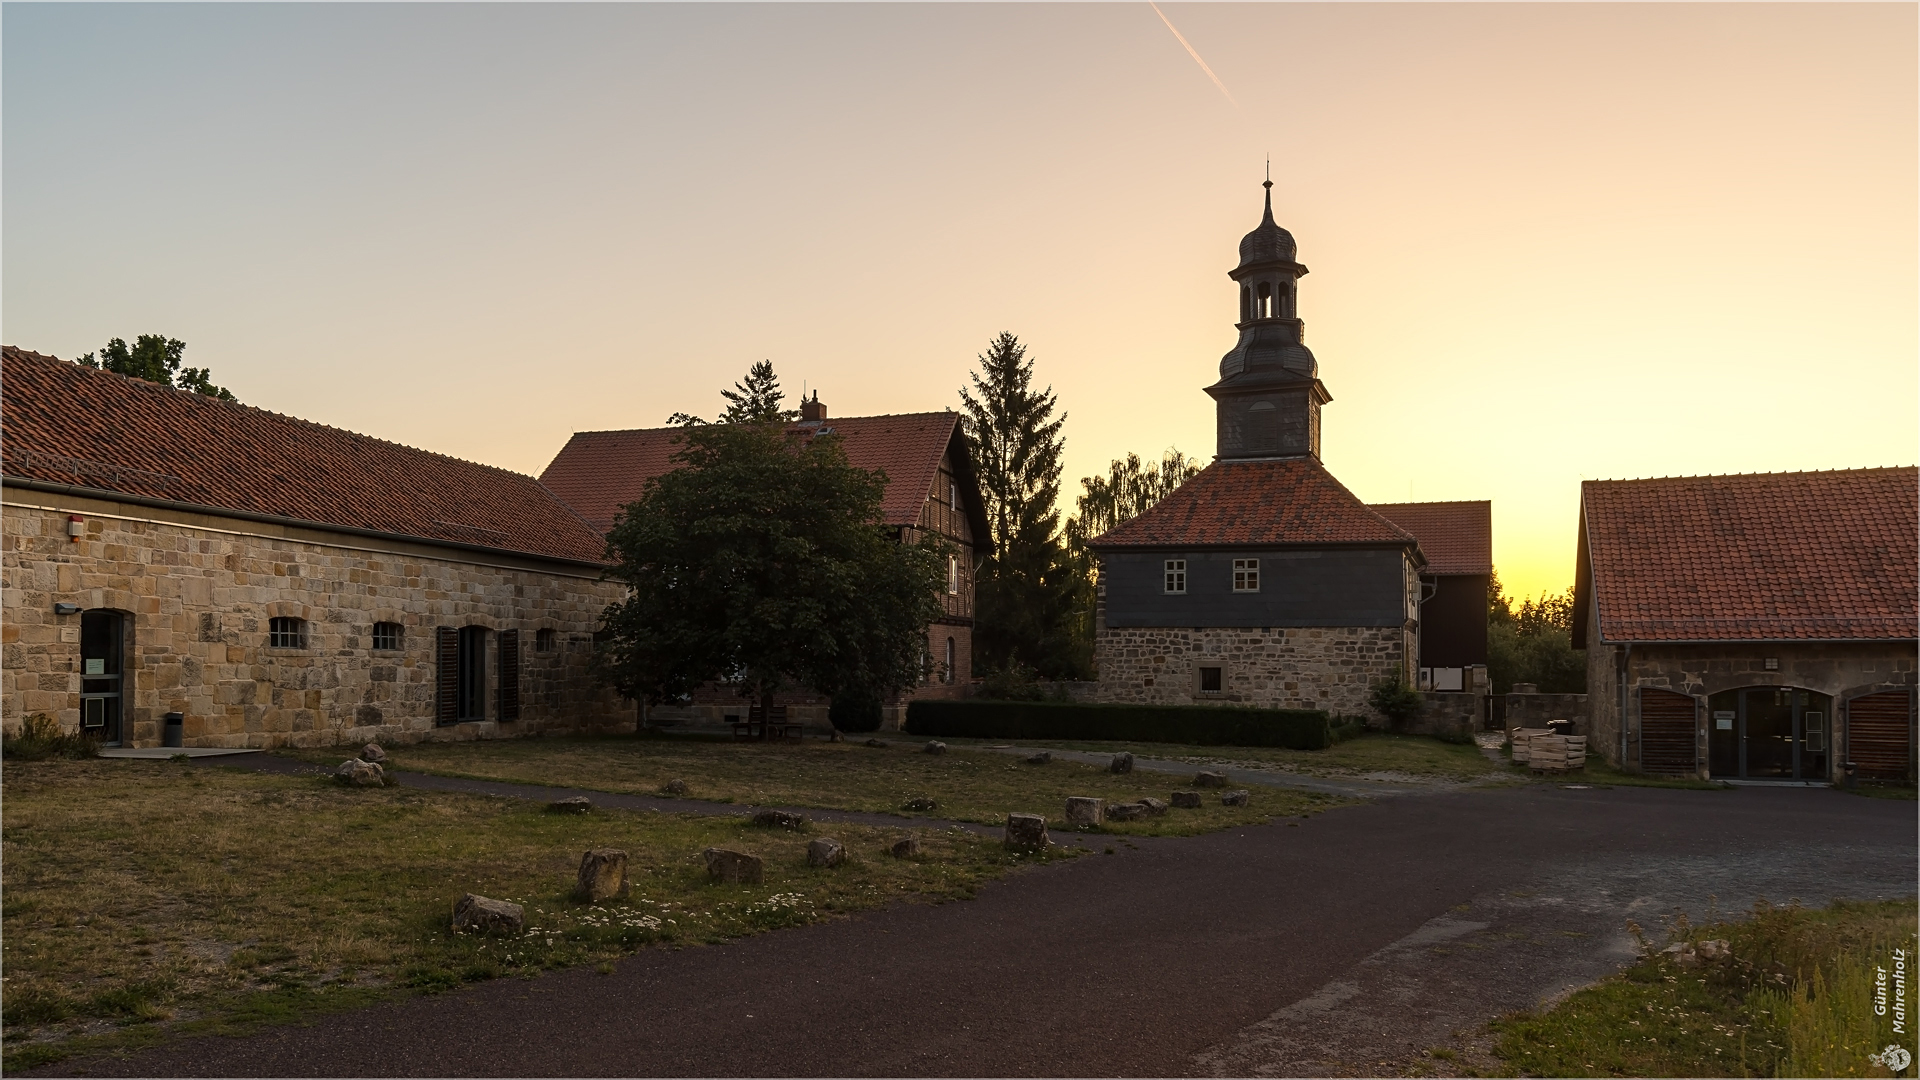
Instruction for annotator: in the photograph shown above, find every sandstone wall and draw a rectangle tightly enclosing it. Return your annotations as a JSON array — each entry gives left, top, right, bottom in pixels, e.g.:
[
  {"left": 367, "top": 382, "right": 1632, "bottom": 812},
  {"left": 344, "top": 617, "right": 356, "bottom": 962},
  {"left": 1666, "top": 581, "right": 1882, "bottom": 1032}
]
[
  {"left": 1093, "top": 624, "right": 1411, "bottom": 717},
  {"left": 3, "top": 495, "right": 631, "bottom": 748}
]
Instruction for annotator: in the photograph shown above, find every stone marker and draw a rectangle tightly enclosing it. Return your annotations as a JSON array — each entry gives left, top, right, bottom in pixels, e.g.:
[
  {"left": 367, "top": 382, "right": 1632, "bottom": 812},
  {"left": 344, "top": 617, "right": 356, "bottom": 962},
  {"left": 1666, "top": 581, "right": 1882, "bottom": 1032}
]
[
  {"left": 1171, "top": 790, "right": 1203, "bottom": 808},
  {"left": 452, "top": 893, "right": 525, "bottom": 935},
  {"left": 1065, "top": 797, "right": 1105, "bottom": 826},
  {"left": 1109, "top": 752, "right": 1134, "bottom": 774},
  {"left": 1193, "top": 771, "right": 1228, "bottom": 788},
  {"left": 548, "top": 795, "right": 593, "bottom": 814},
  {"left": 806, "top": 838, "right": 847, "bottom": 868},
  {"left": 702, "top": 847, "right": 764, "bottom": 884},
  {"left": 575, "top": 848, "right": 631, "bottom": 902},
  {"left": 924, "top": 740, "right": 947, "bottom": 755},
  {"left": 1221, "top": 789, "right": 1250, "bottom": 807},
  {"left": 662, "top": 779, "right": 689, "bottom": 796},
  {"left": 1026, "top": 751, "right": 1052, "bottom": 765},
  {"left": 1138, "top": 796, "right": 1169, "bottom": 816},
  {"left": 750, "top": 809, "right": 807, "bottom": 830},
  {"left": 902, "top": 796, "right": 937, "bottom": 812},
  {"left": 335, "top": 759, "right": 384, "bottom": 787},
  {"left": 1105, "top": 802, "right": 1145, "bottom": 822},
  {"left": 359, "top": 742, "right": 387, "bottom": 764},
  {"left": 1004, "top": 813, "right": 1049, "bottom": 850},
  {"left": 890, "top": 836, "right": 921, "bottom": 859}
]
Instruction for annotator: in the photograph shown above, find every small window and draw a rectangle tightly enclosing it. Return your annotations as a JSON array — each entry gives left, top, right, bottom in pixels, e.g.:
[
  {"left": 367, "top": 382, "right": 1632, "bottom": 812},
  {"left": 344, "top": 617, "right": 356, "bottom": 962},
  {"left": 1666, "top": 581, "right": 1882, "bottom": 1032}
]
[
  {"left": 1197, "top": 666, "right": 1223, "bottom": 695},
  {"left": 950, "top": 482, "right": 959, "bottom": 513},
  {"left": 268, "top": 616, "right": 306, "bottom": 649},
  {"left": 1803, "top": 711, "right": 1826, "bottom": 752},
  {"left": 1164, "top": 559, "right": 1187, "bottom": 594},
  {"left": 536, "top": 628, "right": 557, "bottom": 653},
  {"left": 1233, "top": 558, "right": 1260, "bottom": 592},
  {"left": 372, "top": 621, "right": 403, "bottom": 651},
  {"left": 944, "top": 637, "right": 956, "bottom": 684},
  {"left": 947, "top": 556, "right": 960, "bottom": 595}
]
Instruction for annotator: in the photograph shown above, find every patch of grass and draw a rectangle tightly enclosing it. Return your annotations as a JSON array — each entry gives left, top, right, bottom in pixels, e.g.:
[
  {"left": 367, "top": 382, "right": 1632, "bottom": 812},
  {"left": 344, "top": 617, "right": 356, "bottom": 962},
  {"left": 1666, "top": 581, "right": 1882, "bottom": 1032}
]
[
  {"left": 963, "top": 731, "right": 1510, "bottom": 784},
  {"left": 0, "top": 757, "right": 1073, "bottom": 1069},
  {"left": 277, "top": 735, "right": 1350, "bottom": 836},
  {"left": 1841, "top": 782, "right": 1918, "bottom": 801},
  {"left": 1490, "top": 898, "right": 1918, "bottom": 1078}
]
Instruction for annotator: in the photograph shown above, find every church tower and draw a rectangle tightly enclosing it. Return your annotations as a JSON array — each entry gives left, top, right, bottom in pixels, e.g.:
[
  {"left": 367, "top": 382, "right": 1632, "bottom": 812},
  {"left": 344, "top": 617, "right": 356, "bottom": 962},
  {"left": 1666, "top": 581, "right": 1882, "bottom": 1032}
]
[{"left": 1205, "top": 180, "right": 1329, "bottom": 460}]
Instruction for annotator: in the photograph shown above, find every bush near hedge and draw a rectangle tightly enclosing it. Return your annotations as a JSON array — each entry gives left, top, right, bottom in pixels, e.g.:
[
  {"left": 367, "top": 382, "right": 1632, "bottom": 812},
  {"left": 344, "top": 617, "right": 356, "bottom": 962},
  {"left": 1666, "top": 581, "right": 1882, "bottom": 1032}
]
[{"left": 905, "top": 699, "right": 1341, "bottom": 750}]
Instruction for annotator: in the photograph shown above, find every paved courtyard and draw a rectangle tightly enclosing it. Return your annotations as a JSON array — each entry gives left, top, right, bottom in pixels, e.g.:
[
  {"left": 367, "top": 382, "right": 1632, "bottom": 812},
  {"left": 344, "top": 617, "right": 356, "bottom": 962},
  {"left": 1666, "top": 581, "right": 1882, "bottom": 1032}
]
[{"left": 42, "top": 778, "right": 1916, "bottom": 1078}]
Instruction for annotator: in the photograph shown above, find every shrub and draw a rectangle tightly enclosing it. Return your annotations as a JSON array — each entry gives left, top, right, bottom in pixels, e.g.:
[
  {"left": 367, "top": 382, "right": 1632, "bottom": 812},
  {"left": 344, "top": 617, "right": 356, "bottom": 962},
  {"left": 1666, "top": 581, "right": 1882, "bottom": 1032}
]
[
  {"left": 2, "top": 714, "right": 101, "bottom": 761},
  {"left": 1367, "top": 675, "right": 1423, "bottom": 728},
  {"left": 975, "top": 661, "right": 1048, "bottom": 702},
  {"left": 906, "top": 699, "right": 1335, "bottom": 749},
  {"left": 827, "top": 686, "right": 884, "bottom": 734}
]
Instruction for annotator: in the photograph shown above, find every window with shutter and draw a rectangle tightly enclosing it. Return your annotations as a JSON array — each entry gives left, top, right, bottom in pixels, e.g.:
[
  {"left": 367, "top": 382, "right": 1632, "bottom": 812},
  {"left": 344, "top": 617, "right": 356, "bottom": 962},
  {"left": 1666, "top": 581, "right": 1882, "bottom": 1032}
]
[
  {"left": 435, "top": 627, "right": 459, "bottom": 726},
  {"left": 499, "top": 629, "right": 521, "bottom": 721}
]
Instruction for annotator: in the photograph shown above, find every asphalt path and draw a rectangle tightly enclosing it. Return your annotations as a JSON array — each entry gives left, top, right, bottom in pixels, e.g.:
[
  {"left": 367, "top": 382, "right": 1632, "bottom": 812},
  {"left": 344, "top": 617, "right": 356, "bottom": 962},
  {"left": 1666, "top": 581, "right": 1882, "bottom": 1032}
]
[{"left": 45, "top": 778, "right": 1914, "bottom": 1078}]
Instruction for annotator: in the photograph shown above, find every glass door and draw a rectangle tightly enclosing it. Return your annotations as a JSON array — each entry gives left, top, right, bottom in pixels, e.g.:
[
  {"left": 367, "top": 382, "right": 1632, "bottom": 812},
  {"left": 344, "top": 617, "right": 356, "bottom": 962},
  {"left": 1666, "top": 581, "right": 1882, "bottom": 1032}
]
[
  {"left": 1709, "top": 686, "right": 1834, "bottom": 780},
  {"left": 1743, "top": 688, "right": 1796, "bottom": 778},
  {"left": 79, "top": 610, "right": 124, "bottom": 746}
]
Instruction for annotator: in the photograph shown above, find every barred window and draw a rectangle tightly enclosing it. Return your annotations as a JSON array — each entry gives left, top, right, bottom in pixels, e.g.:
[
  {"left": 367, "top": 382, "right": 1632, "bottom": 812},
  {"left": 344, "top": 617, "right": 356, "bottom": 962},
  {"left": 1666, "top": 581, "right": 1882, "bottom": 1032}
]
[
  {"left": 536, "top": 628, "right": 557, "bottom": 653},
  {"left": 1233, "top": 558, "right": 1260, "bottom": 592},
  {"left": 1197, "top": 666, "right": 1224, "bottom": 695},
  {"left": 268, "top": 617, "right": 307, "bottom": 649},
  {"left": 1164, "top": 559, "right": 1187, "bottom": 594},
  {"left": 372, "top": 622, "right": 403, "bottom": 651}
]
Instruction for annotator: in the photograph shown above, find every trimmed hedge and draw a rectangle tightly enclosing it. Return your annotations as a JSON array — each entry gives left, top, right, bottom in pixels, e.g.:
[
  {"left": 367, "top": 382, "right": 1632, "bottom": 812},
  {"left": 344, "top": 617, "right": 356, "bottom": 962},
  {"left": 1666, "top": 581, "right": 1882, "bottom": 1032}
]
[{"left": 905, "top": 699, "right": 1338, "bottom": 750}]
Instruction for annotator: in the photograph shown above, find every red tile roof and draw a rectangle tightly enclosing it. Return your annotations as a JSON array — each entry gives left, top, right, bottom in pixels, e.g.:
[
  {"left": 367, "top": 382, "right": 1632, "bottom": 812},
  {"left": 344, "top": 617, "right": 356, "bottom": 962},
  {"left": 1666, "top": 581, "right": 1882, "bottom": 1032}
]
[
  {"left": 540, "top": 412, "right": 984, "bottom": 539},
  {"left": 1, "top": 346, "right": 607, "bottom": 564},
  {"left": 1576, "top": 468, "right": 1918, "bottom": 643},
  {"left": 1369, "top": 501, "right": 1492, "bottom": 575},
  {"left": 1090, "top": 457, "right": 1420, "bottom": 550}
]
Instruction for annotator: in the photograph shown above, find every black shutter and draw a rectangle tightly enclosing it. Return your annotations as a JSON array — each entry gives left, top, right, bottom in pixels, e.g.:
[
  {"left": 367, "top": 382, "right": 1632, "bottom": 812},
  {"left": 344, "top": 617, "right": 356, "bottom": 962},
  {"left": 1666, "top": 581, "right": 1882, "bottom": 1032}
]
[
  {"left": 435, "top": 627, "right": 458, "bottom": 726},
  {"left": 499, "top": 629, "right": 520, "bottom": 721}
]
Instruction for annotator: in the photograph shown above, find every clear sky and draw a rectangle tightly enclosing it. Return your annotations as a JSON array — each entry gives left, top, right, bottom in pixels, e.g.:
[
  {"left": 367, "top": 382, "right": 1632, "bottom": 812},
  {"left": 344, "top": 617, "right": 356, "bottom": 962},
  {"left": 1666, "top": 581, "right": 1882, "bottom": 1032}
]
[{"left": 6, "top": 4, "right": 1914, "bottom": 601}]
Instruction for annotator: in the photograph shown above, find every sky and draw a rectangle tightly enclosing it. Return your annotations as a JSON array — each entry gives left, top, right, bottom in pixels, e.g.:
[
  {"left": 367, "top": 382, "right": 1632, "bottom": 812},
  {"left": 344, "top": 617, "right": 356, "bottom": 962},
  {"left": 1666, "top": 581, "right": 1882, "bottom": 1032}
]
[{"left": 6, "top": 3, "right": 1914, "bottom": 602}]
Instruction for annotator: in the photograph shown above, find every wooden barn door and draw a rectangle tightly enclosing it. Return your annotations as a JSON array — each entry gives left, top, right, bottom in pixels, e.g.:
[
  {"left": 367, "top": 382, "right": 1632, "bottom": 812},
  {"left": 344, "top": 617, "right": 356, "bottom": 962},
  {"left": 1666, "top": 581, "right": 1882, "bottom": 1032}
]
[
  {"left": 1640, "top": 688, "right": 1697, "bottom": 775},
  {"left": 1847, "top": 690, "right": 1915, "bottom": 782}
]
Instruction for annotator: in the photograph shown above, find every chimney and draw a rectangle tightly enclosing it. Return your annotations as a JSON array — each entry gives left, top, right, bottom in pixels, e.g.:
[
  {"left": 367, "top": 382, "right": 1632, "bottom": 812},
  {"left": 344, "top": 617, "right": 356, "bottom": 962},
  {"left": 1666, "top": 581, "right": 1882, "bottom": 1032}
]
[{"left": 800, "top": 391, "right": 827, "bottom": 422}]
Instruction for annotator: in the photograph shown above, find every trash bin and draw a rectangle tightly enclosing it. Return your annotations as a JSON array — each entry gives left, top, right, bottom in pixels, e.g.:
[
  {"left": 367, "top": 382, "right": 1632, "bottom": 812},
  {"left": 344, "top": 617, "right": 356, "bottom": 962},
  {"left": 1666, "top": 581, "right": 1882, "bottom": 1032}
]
[
  {"left": 162, "top": 712, "right": 184, "bottom": 748},
  {"left": 1546, "top": 718, "right": 1574, "bottom": 737}
]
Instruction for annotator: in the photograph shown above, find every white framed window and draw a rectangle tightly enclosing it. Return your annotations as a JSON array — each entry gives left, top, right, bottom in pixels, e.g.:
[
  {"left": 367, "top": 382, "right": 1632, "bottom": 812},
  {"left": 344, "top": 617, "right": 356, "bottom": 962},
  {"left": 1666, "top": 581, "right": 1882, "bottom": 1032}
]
[
  {"left": 1164, "top": 559, "right": 1187, "bottom": 594},
  {"left": 950, "top": 482, "right": 959, "bottom": 513},
  {"left": 944, "top": 637, "right": 956, "bottom": 684},
  {"left": 1233, "top": 558, "right": 1260, "bottom": 592},
  {"left": 947, "top": 556, "right": 960, "bottom": 595}
]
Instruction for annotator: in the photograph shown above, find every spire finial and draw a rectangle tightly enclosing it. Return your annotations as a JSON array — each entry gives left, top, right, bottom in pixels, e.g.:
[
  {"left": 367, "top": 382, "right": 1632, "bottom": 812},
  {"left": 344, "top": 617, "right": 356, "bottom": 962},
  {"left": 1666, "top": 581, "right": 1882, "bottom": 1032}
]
[{"left": 1261, "top": 162, "right": 1274, "bottom": 224}]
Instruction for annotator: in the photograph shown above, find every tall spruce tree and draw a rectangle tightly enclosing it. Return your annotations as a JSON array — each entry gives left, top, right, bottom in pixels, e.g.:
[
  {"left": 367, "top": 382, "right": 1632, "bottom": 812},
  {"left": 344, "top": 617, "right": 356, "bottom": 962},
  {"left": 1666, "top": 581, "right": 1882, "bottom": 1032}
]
[
  {"left": 667, "top": 360, "right": 797, "bottom": 425},
  {"left": 959, "top": 332, "right": 1088, "bottom": 678}
]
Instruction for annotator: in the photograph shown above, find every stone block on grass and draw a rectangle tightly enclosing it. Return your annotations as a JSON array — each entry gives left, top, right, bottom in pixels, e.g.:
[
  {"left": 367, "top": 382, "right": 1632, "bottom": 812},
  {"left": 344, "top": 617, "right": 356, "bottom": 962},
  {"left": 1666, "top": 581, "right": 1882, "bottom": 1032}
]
[
  {"left": 1171, "top": 790, "right": 1203, "bottom": 808},
  {"left": 548, "top": 795, "right": 594, "bottom": 814},
  {"left": 807, "top": 838, "right": 847, "bottom": 868},
  {"left": 1221, "top": 790, "right": 1250, "bottom": 807},
  {"left": 890, "top": 837, "right": 921, "bottom": 859},
  {"left": 453, "top": 893, "right": 525, "bottom": 936},
  {"left": 750, "top": 809, "right": 807, "bottom": 830},
  {"left": 924, "top": 740, "right": 947, "bottom": 755},
  {"left": 902, "top": 796, "right": 937, "bottom": 812},
  {"left": 1065, "top": 797, "right": 1105, "bottom": 826},
  {"left": 1138, "top": 797, "right": 1169, "bottom": 816},
  {"left": 661, "top": 779, "right": 689, "bottom": 796},
  {"left": 576, "top": 848, "right": 631, "bottom": 902},
  {"left": 1105, "top": 802, "right": 1146, "bottom": 822},
  {"left": 703, "top": 847, "right": 764, "bottom": 885},
  {"left": 1004, "top": 813, "right": 1049, "bottom": 850},
  {"left": 1109, "top": 752, "right": 1134, "bottom": 774},
  {"left": 1194, "top": 771, "right": 1228, "bottom": 788},
  {"left": 335, "top": 759, "right": 385, "bottom": 787},
  {"left": 358, "top": 742, "right": 387, "bottom": 764},
  {"left": 1026, "top": 751, "right": 1052, "bottom": 765}
]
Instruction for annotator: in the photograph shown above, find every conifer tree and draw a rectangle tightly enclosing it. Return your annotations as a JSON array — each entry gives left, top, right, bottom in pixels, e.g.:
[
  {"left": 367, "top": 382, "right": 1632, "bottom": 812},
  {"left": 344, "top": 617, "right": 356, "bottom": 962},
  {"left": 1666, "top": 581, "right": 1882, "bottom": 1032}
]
[{"left": 959, "top": 332, "right": 1088, "bottom": 678}]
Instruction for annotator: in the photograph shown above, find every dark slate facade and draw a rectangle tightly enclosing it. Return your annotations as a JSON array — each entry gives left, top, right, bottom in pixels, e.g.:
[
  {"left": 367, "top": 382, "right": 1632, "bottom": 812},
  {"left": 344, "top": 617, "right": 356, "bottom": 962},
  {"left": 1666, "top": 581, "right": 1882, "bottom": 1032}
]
[{"left": 1101, "top": 548, "right": 1410, "bottom": 628}]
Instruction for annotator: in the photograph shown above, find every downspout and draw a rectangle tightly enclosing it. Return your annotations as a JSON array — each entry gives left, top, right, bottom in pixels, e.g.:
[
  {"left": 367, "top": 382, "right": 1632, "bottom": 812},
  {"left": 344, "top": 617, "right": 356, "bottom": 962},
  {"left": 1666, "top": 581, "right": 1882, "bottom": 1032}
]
[{"left": 1618, "top": 642, "right": 1632, "bottom": 767}]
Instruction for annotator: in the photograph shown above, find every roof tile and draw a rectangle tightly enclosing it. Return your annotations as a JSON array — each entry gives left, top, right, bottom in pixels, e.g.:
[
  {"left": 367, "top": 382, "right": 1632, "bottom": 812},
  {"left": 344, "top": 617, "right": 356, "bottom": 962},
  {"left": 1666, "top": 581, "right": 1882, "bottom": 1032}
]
[
  {"left": 1091, "top": 458, "right": 1418, "bottom": 549},
  {"left": 1369, "top": 501, "right": 1492, "bottom": 575}
]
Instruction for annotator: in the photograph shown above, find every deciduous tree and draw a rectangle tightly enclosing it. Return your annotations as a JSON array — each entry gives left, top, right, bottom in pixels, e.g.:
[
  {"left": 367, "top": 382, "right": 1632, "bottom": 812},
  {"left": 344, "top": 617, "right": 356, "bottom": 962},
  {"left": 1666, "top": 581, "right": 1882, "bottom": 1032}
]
[{"left": 76, "top": 335, "right": 236, "bottom": 402}]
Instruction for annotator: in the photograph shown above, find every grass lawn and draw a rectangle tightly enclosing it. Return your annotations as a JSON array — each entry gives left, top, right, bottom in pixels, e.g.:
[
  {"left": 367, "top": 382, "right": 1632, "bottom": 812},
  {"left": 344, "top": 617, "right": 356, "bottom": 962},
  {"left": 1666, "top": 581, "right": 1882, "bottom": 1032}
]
[
  {"left": 278, "top": 733, "right": 1352, "bottom": 835},
  {"left": 920, "top": 731, "right": 1511, "bottom": 784},
  {"left": 0, "top": 757, "right": 1073, "bottom": 1071},
  {"left": 1490, "top": 898, "right": 1918, "bottom": 1078}
]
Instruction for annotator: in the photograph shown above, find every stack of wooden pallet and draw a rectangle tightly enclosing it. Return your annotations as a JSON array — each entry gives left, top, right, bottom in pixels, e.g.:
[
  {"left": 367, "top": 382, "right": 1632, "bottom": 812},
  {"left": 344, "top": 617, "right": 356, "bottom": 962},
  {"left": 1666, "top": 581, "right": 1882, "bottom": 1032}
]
[
  {"left": 1509, "top": 728, "right": 1550, "bottom": 765},
  {"left": 1526, "top": 734, "right": 1589, "bottom": 772}
]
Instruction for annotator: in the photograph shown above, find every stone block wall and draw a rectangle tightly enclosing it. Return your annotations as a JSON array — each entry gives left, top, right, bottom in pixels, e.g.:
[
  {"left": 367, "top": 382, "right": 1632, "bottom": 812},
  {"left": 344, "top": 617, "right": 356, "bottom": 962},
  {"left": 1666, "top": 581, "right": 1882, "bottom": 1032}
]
[
  {"left": 2, "top": 497, "right": 631, "bottom": 749},
  {"left": 1400, "top": 692, "right": 1479, "bottom": 741},
  {"left": 1506, "top": 693, "right": 1589, "bottom": 733},
  {"left": 1093, "top": 624, "right": 1411, "bottom": 717}
]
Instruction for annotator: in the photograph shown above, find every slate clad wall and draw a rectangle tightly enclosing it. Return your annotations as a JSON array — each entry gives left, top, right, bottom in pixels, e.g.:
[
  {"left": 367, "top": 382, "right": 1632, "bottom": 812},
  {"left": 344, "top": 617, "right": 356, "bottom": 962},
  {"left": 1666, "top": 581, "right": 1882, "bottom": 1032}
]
[{"left": 1102, "top": 547, "right": 1407, "bottom": 628}]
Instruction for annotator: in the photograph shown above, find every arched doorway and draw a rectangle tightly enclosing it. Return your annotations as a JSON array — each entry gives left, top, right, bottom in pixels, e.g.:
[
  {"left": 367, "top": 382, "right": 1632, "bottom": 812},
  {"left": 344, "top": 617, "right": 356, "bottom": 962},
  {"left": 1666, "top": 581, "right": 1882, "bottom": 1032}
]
[
  {"left": 80, "top": 610, "right": 129, "bottom": 747},
  {"left": 1706, "top": 686, "right": 1831, "bottom": 781}
]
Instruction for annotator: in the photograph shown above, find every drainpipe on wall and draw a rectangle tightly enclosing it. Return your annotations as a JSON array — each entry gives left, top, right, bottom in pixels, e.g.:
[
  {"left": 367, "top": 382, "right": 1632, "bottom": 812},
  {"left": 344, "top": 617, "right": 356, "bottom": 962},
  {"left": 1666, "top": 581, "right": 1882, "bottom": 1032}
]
[{"left": 1618, "top": 642, "right": 1632, "bottom": 766}]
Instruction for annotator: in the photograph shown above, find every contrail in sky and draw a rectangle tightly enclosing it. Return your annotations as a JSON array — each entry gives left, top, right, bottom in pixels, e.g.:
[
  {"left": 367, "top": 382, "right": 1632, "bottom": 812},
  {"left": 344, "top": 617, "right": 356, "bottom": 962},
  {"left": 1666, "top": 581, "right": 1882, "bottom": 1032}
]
[{"left": 1149, "top": 2, "right": 1238, "bottom": 108}]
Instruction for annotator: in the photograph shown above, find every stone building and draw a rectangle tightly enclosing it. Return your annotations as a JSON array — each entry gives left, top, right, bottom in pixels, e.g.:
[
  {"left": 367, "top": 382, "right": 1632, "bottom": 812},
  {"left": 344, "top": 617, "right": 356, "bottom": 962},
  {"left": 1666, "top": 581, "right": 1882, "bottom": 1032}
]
[
  {"left": 1369, "top": 500, "right": 1492, "bottom": 692},
  {"left": 536, "top": 397, "right": 990, "bottom": 726},
  {"left": 1574, "top": 468, "right": 1917, "bottom": 782},
  {"left": 1, "top": 347, "right": 631, "bottom": 748},
  {"left": 1087, "top": 183, "right": 1427, "bottom": 717}
]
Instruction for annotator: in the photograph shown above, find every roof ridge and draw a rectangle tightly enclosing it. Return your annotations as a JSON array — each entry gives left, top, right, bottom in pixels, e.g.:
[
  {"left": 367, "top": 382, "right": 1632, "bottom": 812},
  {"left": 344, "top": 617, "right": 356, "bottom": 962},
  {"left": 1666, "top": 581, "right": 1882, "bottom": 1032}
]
[
  {"left": 1583, "top": 465, "right": 1916, "bottom": 485},
  {"left": 568, "top": 410, "right": 960, "bottom": 439},
  {"left": 6, "top": 349, "right": 549, "bottom": 485}
]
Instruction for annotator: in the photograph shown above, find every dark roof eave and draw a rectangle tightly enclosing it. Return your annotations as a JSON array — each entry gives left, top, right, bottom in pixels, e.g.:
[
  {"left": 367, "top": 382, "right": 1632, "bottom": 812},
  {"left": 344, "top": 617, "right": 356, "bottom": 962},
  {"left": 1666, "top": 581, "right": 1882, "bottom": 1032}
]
[
  {"left": 2, "top": 475, "right": 612, "bottom": 571},
  {"left": 1088, "top": 538, "right": 1420, "bottom": 554},
  {"left": 1596, "top": 634, "right": 1919, "bottom": 646}
]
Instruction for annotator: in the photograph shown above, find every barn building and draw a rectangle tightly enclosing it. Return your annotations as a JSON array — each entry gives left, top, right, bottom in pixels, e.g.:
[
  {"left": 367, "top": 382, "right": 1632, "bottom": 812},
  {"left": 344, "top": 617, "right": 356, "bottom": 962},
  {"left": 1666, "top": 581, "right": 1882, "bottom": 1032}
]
[
  {"left": 1574, "top": 468, "right": 1917, "bottom": 783},
  {"left": 1, "top": 347, "right": 632, "bottom": 749},
  {"left": 537, "top": 397, "right": 990, "bottom": 726},
  {"left": 1087, "top": 183, "right": 1429, "bottom": 717},
  {"left": 1369, "top": 500, "right": 1492, "bottom": 692}
]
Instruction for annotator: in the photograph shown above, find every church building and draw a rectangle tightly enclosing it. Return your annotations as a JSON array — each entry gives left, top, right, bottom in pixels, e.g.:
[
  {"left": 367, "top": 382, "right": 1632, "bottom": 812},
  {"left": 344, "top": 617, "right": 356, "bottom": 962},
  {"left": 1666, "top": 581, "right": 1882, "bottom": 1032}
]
[{"left": 1087, "top": 183, "right": 1428, "bottom": 717}]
